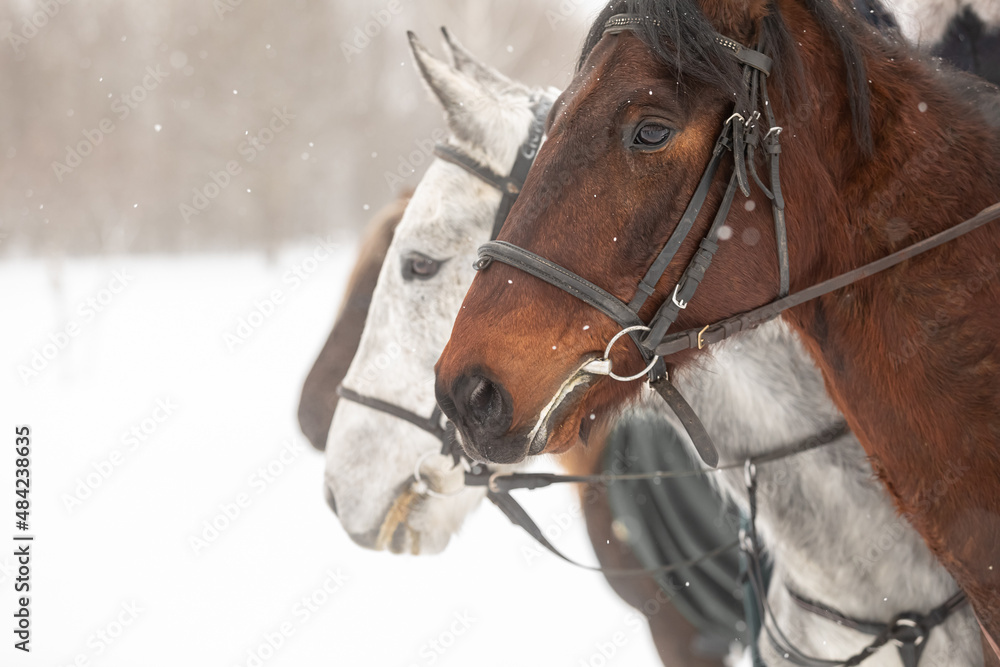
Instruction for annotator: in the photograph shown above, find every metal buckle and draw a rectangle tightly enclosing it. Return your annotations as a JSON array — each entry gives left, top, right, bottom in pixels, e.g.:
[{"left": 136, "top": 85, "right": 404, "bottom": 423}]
[
  {"left": 697, "top": 324, "right": 710, "bottom": 350},
  {"left": 764, "top": 126, "right": 783, "bottom": 141},
  {"left": 889, "top": 616, "right": 927, "bottom": 648},
  {"left": 671, "top": 285, "right": 688, "bottom": 309}
]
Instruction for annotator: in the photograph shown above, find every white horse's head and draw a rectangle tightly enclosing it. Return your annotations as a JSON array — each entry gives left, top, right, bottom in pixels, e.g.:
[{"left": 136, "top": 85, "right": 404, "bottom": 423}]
[{"left": 325, "top": 30, "right": 558, "bottom": 554}]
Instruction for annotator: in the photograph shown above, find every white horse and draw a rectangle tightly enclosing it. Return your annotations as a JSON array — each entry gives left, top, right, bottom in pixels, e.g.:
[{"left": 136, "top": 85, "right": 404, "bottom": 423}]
[
  {"left": 319, "top": 11, "right": 986, "bottom": 667},
  {"left": 323, "top": 32, "right": 558, "bottom": 556}
]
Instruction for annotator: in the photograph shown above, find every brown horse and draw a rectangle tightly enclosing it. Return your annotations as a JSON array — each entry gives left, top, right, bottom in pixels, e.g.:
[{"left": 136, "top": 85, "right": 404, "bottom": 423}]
[
  {"left": 298, "top": 195, "right": 726, "bottom": 666},
  {"left": 435, "top": 0, "right": 1000, "bottom": 655}
]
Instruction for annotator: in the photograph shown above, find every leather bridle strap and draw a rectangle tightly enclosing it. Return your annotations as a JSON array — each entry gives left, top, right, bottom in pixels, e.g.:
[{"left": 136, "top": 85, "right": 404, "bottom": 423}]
[
  {"left": 337, "top": 385, "right": 448, "bottom": 442},
  {"left": 740, "top": 454, "right": 968, "bottom": 667},
  {"left": 655, "top": 201, "right": 1000, "bottom": 358},
  {"left": 336, "top": 95, "right": 555, "bottom": 467},
  {"left": 475, "top": 240, "right": 647, "bottom": 333},
  {"left": 466, "top": 418, "right": 849, "bottom": 491},
  {"left": 472, "top": 17, "right": 784, "bottom": 469},
  {"left": 785, "top": 588, "right": 968, "bottom": 667},
  {"left": 432, "top": 143, "right": 510, "bottom": 192},
  {"left": 487, "top": 489, "right": 738, "bottom": 577},
  {"left": 433, "top": 95, "right": 553, "bottom": 239},
  {"left": 477, "top": 419, "right": 846, "bottom": 578}
]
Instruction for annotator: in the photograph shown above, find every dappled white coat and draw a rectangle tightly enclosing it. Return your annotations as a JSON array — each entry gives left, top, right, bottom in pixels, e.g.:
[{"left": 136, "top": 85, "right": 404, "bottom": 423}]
[
  {"left": 325, "top": 31, "right": 558, "bottom": 555},
  {"left": 891, "top": 0, "right": 1000, "bottom": 45}
]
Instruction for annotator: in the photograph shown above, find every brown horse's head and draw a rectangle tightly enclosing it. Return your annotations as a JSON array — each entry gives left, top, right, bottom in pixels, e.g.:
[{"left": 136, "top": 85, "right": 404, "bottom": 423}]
[
  {"left": 435, "top": 0, "right": 877, "bottom": 463},
  {"left": 297, "top": 194, "right": 407, "bottom": 450}
]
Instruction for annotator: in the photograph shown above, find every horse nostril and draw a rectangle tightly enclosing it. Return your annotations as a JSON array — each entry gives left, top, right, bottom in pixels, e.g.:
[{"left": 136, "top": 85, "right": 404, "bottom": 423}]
[
  {"left": 468, "top": 377, "right": 498, "bottom": 424},
  {"left": 324, "top": 485, "right": 338, "bottom": 515},
  {"left": 451, "top": 373, "right": 512, "bottom": 437}
]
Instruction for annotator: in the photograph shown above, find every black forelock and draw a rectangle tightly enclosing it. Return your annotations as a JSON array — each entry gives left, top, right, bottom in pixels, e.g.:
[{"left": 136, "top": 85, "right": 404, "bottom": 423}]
[{"left": 578, "top": 0, "right": 887, "bottom": 154}]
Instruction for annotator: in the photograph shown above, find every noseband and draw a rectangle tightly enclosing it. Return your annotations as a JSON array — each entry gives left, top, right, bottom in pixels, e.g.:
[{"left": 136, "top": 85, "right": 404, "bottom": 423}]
[
  {"left": 472, "top": 13, "right": 1000, "bottom": 469},
  {"left": 336, "top": 94, "right": 554, "bottom": 467}
]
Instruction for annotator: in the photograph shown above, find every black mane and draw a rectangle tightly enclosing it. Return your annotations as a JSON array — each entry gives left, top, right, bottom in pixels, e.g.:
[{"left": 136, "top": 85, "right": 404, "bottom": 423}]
[{"left": 579, "top": 0, "right": 884, "bottom": 153}]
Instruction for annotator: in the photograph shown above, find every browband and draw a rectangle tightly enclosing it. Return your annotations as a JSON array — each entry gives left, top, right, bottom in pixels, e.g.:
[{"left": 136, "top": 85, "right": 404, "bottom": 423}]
[{"left": 433, "top": 95, "right": 552, "bottom": 239}]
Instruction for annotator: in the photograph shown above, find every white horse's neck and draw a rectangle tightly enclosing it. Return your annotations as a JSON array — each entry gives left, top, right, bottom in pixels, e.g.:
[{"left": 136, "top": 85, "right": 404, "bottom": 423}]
[
  {"left": 671, "top": 321, "right": 979, "bottom": 664},
  {"left": 889, "top": 0, "right": 1000, "bottom": 45}
]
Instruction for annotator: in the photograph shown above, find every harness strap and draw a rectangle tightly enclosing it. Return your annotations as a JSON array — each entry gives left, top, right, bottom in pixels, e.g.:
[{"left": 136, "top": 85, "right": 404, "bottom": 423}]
[
  {"left": 655, "top": 201, "right": 1000, "bottom": 358},
  {"left": 433, "top": 96, "right": 553, "bottom": 240},
  {"left": 627, "top": 126, "right": 731, "bottom": 315},
  {"left": 786, "top": 588, "right": 968, "bottom": 667},
  {"left": 337, "top": 385, "right": 448, "bottom": 442},
  {"left": 491, "top": 97, "right": 552, "bottom": 239},
  {"left": 650, "top": 376, "right": 719, "bottom": 468},
  {"left": 432, "top": 143, "right": 511, "bottom": 192},
  {"left": 715, "top": 35, "right": 773, "bottom": 75},
  {"left": 741, "top": 455, "right": 968, "bottom": 667},
  {"left": 642, "top": 170, "right": 740, "bottom": 353},
  {"left": 487, "top": 488, "right": 739, "bottom": 577},
  {"left": 760, "top": 74, "right": 790, "bottom": 297},
  {"left": 475, "top": 240, "right": 647, "bottom": 334},
  {"left": 468, "top": 419, "right": 849, "bottom": 492}
]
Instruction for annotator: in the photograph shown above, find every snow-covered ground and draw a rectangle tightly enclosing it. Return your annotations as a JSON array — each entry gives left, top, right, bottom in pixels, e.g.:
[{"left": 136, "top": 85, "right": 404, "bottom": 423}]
[{"left": 1, "top": 242, "right": 661, "bottom": 666}]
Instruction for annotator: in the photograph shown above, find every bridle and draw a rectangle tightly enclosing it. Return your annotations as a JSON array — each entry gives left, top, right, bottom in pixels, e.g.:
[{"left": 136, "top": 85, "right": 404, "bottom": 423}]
[
  {"left": 464, "top": 12, "right": 980, "bottom": 665},
  {"left": 472, "top": 13, "right": 1000, "bottom": 471},
  {"left": 334, "top": 91, "right": 742, "bottom": 577},
  {"left": 336, "top": 92, "right": 554, "bottom": 469},
  {"left": 332, "top": 69, "right": 976, "bottom": 664}
]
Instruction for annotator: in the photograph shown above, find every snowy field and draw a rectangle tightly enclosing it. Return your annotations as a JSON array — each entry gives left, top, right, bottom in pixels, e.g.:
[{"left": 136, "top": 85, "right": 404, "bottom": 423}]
[{"left": 1, "top": 241, "right": 661, "bottom": 666}]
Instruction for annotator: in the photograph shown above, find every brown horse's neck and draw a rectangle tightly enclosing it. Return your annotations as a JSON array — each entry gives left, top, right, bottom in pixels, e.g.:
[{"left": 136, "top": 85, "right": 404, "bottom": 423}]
[
  {"left": 775, "top": 5, "right": 1000, "bottom": 280},
  {"left": 767, "top": 0, "right": 1000, "bottom": 633}
]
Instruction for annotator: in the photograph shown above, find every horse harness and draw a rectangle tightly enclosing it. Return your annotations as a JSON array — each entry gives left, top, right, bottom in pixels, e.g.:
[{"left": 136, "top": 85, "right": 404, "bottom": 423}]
[
  {"left": 338, "top": 26, "right": 978, "bottom": 663},
  {"left": 466, "top": 12, "right": 976, "bottom": 666},
  {"left": 472, "top": 14, "right": 1000, "bottom": 471}
]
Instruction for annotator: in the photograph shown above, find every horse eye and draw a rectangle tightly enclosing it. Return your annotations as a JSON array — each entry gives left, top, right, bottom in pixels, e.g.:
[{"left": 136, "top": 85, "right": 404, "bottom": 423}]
[
  {"left": 632, "top": 123, "right": 673, "bottom": 150},
  {"left": 402, "top": 252, "right": 442, "bottom": 281}
]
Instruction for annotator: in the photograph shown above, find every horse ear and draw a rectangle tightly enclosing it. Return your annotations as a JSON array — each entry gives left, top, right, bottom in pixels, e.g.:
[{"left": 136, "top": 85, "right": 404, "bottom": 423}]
[
  {"left": 439, "top": 27, "right": 519, "bottom": 93},
  {"left": 408, "top": 31, "right": 493, "bottom": 146},
  {"left": 699, "top": 0, "right": 770, "bottom": 42}
]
